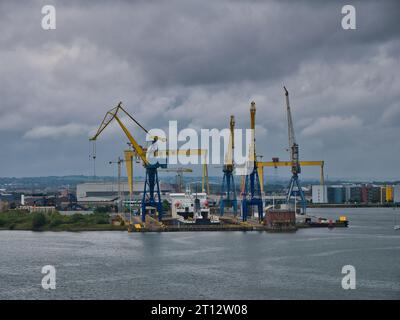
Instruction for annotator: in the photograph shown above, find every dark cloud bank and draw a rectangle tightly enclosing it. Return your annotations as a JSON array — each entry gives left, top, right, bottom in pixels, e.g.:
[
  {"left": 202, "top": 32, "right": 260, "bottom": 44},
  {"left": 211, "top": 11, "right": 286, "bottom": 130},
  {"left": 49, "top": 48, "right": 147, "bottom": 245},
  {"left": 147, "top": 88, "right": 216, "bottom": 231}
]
[{"left": 0, "top": 0, "right": 399, "bottom": 180}]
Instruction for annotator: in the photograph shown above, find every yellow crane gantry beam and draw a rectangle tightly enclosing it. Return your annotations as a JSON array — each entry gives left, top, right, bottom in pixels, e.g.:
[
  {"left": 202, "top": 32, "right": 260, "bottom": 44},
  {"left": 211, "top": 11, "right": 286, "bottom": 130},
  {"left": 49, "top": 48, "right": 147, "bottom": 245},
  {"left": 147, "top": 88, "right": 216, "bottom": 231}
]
[
  {"left": 156, "top": 149, "right": 209, "bottom": 195},
  {"left": 257, "top": 160, "right": 325, "bottom": 194},
  {"left": 124, "top": 149, "right": 210, "bottom": 195},
  {"left": 159, "top": 167, "right": 193, "bottom": 193}
]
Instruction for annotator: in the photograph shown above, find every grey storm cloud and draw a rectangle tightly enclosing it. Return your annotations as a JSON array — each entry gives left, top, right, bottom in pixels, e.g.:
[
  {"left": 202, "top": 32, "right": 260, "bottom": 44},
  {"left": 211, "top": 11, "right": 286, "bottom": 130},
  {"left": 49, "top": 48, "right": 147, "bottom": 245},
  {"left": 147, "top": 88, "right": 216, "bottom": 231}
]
[{"left": 0, "top": 0, "right": 399, "bottom": 179}]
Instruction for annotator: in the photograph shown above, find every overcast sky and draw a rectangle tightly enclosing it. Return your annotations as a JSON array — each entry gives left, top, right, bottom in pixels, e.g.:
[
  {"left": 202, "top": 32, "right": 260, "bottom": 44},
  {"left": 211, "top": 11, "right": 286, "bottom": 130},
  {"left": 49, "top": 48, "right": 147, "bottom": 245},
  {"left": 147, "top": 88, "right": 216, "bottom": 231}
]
[{"left": 0, "top": 0, "right": 399, "bottom": 180}]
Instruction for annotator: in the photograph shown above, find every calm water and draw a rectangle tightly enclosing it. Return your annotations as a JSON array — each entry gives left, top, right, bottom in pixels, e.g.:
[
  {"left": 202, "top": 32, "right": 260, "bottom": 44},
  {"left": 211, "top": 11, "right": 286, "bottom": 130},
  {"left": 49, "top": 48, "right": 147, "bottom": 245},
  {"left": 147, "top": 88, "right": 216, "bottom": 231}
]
[{"left": 0, "top": 208, "right": 399, "bottom": 300}]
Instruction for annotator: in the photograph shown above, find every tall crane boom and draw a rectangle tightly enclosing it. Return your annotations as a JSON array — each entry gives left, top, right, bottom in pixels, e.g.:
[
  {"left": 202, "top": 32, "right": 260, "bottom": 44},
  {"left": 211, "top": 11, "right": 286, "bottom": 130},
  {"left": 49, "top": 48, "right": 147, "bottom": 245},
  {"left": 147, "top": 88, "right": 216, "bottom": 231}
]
[
  {"left": 284, "top": 86, "right": 300, "bottom": 176},
  {"left": 89, "top": 102, "right": 150, "bottom": 166},
  {"left": 284, "top": 86, "right": 295, "bottom": 149},
  {"left": 283, "top": 87, "right": 306, "bottom": 213}
]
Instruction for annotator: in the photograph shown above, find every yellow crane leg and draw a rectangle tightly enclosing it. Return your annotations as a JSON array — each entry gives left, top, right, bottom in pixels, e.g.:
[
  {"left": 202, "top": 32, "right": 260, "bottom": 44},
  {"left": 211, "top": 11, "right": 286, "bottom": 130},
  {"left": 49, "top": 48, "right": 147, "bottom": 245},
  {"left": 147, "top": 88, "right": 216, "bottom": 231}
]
[
  {"left": 258, "top": 166, "right": 264, "bottom": 194},
  {"left": 124, "top": 150, "right": 134, "bottom": 199}
]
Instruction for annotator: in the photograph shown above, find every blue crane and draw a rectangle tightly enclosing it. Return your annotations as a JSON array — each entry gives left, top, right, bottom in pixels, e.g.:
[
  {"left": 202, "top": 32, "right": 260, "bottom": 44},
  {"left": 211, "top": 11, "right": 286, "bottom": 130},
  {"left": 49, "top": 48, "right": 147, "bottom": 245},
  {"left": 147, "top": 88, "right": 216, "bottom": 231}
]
[{"left": 241, "top": 102, "right": 263, "bottom": 222}]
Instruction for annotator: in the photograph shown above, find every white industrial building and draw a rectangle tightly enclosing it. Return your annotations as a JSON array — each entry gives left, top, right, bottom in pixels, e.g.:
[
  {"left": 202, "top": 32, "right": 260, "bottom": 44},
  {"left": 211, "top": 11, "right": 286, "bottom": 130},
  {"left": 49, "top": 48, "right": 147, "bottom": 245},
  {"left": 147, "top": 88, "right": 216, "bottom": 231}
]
[
  {"left": 77, "top": 181, "right": 173, "bottom": 204},
  {"left": 312, "top": 185, "right": 328, "bottom": 203}
]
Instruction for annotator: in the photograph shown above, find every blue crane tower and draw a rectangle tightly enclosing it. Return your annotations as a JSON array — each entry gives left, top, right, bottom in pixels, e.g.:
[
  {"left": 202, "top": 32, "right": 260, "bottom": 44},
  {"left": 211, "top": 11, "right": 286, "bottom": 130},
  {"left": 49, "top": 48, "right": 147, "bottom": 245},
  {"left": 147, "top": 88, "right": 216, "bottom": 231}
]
[
  {"left": 220, "top": 115, "right": 238, "bottom": 215},
  {"left": 241, "top": 101, "right": 263, "bottom": 222},
  {"left": 284, "top": 87, "right": 306, "bottom": 214}
]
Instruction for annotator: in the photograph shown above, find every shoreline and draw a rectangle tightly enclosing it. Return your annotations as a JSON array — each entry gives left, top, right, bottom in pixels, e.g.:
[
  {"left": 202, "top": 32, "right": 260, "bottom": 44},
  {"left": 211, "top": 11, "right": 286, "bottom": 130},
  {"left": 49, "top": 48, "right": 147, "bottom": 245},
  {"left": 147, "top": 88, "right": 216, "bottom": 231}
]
[
  {"left": 0, "top": 226, "right": 127, "bottom": 232},
  {"left": 308, "top": 204, "right": 399, "bottom": 208},
  {"left": 3, "top": 205, "right": 388, "bottom": 232},
  {"left": 0, "top": 221, "right": 348, "bottom": 232}
]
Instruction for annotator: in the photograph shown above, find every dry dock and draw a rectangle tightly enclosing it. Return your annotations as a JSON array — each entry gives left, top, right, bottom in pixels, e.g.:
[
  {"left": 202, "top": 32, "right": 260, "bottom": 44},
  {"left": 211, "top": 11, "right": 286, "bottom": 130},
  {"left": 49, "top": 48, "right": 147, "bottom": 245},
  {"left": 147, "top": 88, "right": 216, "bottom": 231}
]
[{"left": 126, "top": 213, "right": 348, "bottom": 233}]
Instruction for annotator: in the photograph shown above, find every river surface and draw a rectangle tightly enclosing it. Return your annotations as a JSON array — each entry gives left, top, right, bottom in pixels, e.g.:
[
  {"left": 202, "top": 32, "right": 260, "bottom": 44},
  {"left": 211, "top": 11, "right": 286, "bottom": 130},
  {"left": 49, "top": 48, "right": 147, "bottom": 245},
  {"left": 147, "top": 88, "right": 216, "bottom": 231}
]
[{"left": 0, "top": 208, "right": 399, "bottom": 299}]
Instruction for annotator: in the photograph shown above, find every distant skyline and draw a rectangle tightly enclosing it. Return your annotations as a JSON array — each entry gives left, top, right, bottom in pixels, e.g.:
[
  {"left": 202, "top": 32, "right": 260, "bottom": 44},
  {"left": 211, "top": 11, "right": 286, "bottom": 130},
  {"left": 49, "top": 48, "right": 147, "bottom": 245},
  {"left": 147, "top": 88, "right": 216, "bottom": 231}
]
[
  {"left": 1, "top": 174, "right": 398, "bottom": 185},
  {"left": 0, "top": 1, "right": 399, "bottom": 180}
]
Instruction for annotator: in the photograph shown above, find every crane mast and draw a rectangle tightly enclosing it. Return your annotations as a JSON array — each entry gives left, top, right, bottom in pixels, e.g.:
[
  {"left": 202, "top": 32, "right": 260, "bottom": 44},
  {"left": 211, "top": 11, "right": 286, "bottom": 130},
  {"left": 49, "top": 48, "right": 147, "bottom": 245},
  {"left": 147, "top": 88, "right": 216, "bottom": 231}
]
[
  {"left": 250, "top": 101, "right": 256, "bottom": 162},
  {"left": 241, "top": 101, "right": 263, "bottom": 222},
  {"left": 283, "top": 87, "right": 306, "bottom": 214},
  {"left": 220, "top": 115, "right": 238, "bottom": 216},
  {"left": 225, "top": 115, "right": 235, "bottom": 169},
  {"left": 284, "top": 86, "right": 300, "bottom": 176}
]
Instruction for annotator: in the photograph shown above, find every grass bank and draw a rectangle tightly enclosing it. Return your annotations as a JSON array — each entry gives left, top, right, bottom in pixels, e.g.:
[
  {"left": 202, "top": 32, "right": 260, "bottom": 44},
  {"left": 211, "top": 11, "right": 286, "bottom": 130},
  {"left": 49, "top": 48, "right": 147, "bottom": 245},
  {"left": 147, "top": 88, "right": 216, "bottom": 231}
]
[{"left": 0, "top": 210, "right": 126, "bottom": 231}]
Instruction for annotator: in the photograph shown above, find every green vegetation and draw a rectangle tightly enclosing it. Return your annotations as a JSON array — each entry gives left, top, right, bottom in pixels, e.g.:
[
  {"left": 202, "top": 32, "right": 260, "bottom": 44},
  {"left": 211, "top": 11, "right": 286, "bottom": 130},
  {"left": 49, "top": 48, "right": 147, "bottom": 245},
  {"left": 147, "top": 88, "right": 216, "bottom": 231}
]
[
  {"left": 162, "top": 199, "right": 170, "bottom": 212},
  {"left": 94, "top": 205, "right": 114, "bottom": 214},
  {"left": 0, "top": 210, "right": 126, "bottom": 231},
  {"left": 32, "top": 212, "right": 47, "bottom": 230}
]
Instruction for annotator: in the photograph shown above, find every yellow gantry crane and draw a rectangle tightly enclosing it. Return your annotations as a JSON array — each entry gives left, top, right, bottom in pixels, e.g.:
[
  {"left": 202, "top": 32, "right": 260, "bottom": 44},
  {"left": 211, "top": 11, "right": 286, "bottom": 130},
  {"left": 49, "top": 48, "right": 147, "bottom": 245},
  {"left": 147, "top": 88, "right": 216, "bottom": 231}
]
[
  {"left": 90, "top": 102, "right": 166, "bottom": 222},
  {"left": 257, "top": 160, "right": 325, "bottom": 194}
]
